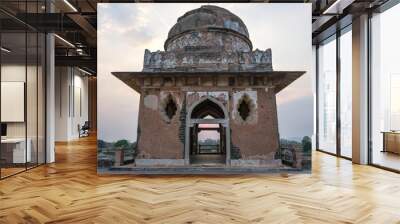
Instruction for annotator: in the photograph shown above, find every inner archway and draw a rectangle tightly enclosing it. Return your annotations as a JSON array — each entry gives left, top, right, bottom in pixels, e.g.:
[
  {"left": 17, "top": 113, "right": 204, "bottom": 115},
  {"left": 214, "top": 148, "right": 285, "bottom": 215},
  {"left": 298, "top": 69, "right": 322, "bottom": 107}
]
[
  {"left": 187, "top": 98, "right": 229, "bottom": 165},
  {"left": 191, "top": 99, "right": 225, "bottom": 119}
]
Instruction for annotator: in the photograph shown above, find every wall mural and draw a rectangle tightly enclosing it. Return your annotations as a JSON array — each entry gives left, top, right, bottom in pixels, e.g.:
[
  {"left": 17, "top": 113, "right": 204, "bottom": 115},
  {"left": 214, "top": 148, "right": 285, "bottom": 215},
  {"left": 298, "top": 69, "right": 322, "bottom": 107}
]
[{"left": 98, "top": 4, "right": 312, "bottom": 174}]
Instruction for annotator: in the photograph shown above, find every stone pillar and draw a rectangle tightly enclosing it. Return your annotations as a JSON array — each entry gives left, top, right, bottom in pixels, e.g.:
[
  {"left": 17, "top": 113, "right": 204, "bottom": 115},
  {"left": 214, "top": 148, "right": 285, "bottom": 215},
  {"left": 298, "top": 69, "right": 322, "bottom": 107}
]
[
  {"left": 114, "top": 150, "right": 124, "bottom": 166},
  {"left": 352, "top": 14, "right": 369, "bottom": 164},
  {"left": 184, "top": 121, "right": 190, "bottom": 165},
  {"left": 225, "top": 122, "right": 231, "bottom": 165}
]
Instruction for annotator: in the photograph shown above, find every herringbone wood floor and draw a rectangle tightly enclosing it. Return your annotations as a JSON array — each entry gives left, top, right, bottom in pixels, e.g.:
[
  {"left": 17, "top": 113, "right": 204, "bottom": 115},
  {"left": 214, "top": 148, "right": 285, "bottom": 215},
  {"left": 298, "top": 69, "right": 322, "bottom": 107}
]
[{"left": 1, "top": 135, "right": 400, "bottom": 224}]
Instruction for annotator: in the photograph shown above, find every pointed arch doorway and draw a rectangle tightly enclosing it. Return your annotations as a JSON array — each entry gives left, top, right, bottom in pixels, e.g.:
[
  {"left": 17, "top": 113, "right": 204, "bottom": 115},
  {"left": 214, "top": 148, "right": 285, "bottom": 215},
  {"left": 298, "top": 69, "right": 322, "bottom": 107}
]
[{"left": 185, "top": 97, "right": 230, "bottom": 166}]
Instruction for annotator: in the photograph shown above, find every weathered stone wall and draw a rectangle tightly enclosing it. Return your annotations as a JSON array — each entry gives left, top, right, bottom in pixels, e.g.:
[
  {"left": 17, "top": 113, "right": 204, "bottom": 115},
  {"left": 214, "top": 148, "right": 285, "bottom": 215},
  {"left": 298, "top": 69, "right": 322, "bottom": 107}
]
[
  {"left": 137, "top": 89, "right": 184, "bottom": 159},
  {"left": 166, "top": 5, "right": 250, "bottom": 49},
  {"left": 230, "top": 88, "right": 279, "bottom": 160},
  {"left": 137, "top": 87, "right": 279, "bottom": 161},
  {"left": 186, "top": 91, "right": 228, "bottom": 109},
  {"left": 166, "top": 31, "right": 251, "bottom": 52},
  {"left": 143, "top": 48, "right": 272, "bottom": 72}
]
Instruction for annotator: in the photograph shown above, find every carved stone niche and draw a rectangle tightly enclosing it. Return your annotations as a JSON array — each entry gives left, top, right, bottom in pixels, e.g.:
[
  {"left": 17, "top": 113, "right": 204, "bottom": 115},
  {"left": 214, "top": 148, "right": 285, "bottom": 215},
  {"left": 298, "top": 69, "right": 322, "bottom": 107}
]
[
  {"left": 235, "top": 93, "right": 257, "bottom": 124},
  {"left": 160, "top": 93, "right": 178, "bottom": 123}
]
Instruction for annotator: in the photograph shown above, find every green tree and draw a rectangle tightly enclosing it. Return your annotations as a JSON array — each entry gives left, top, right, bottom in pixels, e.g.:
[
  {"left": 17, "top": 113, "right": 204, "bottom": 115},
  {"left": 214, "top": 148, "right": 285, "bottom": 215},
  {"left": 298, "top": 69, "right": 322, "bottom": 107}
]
[
  {"left": 114, "top": 139, "right": 130, "bottom": 151},
  {"left": 302, "top": 136, "right": 312, "bottom": 155},
  {"left": 98, "top": 139, "right": 107, "bottom": 149}
]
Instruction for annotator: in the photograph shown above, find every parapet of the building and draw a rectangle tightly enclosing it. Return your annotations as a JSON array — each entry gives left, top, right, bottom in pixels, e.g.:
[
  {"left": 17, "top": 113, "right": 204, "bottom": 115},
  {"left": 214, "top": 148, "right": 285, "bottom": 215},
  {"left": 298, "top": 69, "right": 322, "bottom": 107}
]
[{"left": 143, "top": 48, "right": 272, "bottom": 72}]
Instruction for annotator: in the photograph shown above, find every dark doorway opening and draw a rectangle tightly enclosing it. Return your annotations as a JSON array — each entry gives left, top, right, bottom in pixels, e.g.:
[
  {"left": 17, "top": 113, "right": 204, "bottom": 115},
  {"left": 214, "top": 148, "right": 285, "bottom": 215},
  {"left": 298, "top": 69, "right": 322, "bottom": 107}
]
[{"left": 189, "top": 99, "right": 227, "bottom": 165}]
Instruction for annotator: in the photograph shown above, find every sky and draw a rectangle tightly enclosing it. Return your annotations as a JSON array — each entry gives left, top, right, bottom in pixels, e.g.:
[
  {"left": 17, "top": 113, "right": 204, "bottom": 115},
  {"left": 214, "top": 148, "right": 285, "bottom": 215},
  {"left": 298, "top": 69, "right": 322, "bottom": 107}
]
[{"left": 98, "top": 3, "right": 313, "bottom": 142}]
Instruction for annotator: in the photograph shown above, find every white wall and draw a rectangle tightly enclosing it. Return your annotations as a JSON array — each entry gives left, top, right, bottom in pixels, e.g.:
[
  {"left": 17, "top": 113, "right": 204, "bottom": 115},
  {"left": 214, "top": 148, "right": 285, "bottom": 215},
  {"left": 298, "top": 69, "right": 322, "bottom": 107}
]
[
  {"left": 1, "top": 63, "right": 46, "bottom": 164},
  {"left": 1, "top": 82, "right": 25, "bottom": 122},
  {"left": 1, "top": 65, "right": 27, "bottom": 141},
  {"left": 72, "top": 73, "right": 89, "bottom": 138},
  {"left": 55, "top": 66, "right": 89, "bottom": 141},
  {"left": 1, "top": 65, "right": 38, "bottom": 138},
  {"left": 55, "top": 66, "right": 69, "bottom": 141}
]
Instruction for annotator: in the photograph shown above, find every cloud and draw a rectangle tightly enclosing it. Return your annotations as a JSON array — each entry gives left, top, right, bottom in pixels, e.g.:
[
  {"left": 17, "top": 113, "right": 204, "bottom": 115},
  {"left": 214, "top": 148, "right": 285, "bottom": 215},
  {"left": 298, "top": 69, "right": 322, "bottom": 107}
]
[{"left": 277, "top": 95, "right": 314, "bottom": 138}]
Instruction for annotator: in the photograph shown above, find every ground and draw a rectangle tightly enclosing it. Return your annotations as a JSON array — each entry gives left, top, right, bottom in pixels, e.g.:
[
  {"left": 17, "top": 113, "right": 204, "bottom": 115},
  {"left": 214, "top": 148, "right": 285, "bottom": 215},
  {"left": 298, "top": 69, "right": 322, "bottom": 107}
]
[{"left": 0, "top": 134, "right": 400, "bottom": 223}]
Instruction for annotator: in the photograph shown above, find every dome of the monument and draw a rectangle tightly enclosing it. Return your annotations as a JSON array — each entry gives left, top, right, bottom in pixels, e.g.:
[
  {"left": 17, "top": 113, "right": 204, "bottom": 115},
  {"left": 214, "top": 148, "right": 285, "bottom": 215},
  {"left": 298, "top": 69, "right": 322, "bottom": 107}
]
[{"left": 164, "top": 5, "right": 252, "bottom": 52}]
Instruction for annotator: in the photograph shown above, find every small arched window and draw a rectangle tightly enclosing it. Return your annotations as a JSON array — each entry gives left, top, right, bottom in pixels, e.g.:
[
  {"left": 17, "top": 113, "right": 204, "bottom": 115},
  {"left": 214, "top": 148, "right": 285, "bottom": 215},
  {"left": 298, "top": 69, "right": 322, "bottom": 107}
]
[
  {"left": 238, "top": 100, "right": 250, "bottom": 121},
  {"left": 165, "top": 96, "right": 177, "bottom": 120},
  {"left": 236, "top": 94, "right": 255, "bottom": 122}
]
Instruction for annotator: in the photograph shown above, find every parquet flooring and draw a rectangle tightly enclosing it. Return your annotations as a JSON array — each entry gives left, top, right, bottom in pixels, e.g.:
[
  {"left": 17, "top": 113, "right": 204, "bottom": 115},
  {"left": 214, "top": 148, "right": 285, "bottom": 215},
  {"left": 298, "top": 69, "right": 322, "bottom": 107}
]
[
  {"left": 1, "top": 134, "right": 400, "bottom": 223},
  {"left": 1, "top": 167, "right": 26, "bottom": 178}
]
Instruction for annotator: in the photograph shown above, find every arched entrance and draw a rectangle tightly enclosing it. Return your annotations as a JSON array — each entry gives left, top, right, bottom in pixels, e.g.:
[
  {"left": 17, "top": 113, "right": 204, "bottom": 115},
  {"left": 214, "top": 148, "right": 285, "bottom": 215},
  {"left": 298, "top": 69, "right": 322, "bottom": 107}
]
[{"left": 185, "top": 97, "right": 230, "bottom": 165}]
